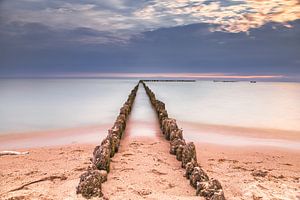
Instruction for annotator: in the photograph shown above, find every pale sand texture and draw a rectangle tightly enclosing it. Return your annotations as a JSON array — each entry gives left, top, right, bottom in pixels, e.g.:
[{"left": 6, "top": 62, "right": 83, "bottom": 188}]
[
  {"left": 1, "top": 139, "right": 299, "bottom": 200},
  {"left": 101, "top": 135, "right": 202, "bottom": 200},
  {"left": 0, "top": 144, "right": 93, "bottom": 200},
  {"left": 196, "top": 144, "right": 300, "bottom": 200}
]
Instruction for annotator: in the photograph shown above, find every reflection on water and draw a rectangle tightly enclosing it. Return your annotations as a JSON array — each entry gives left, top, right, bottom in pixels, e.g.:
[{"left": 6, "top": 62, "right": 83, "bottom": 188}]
[{"left": 125, "top": 85, "right": 160, "bottom": 137}]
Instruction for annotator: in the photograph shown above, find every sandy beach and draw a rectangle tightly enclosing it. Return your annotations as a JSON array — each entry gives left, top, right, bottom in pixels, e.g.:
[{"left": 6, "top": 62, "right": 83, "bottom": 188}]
[{"left": 1, "top": 133, "right": 299, "bottom": 200}]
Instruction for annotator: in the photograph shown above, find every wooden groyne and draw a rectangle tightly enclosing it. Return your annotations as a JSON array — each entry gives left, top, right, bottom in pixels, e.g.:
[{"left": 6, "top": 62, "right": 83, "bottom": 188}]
[
  {"left": 77, "top": 83, "right": 139, "bottom": 198},
  {"left": 141, "top": 81, "right": 226, "bottom": 200},
  {"left": 76, "top": 81, "right": 225, "bottom": 199}
]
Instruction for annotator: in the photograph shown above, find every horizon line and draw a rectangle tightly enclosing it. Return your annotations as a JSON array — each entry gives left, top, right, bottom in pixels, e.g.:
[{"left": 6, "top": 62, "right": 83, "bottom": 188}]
[{"left": 1, "top": 73, "right": 285, "bottom": 79}]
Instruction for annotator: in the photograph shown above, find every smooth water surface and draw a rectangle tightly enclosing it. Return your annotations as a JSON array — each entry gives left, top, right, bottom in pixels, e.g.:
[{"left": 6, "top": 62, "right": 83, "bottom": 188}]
[
  {"left": 148, "top": 81, "right": 300, "bottom": 132},
  {"left": 1, "top": 79, "right": 299, "bottom": 149},
  {"left": 0, "top": 79, "right": 137, "bottom": 134}
]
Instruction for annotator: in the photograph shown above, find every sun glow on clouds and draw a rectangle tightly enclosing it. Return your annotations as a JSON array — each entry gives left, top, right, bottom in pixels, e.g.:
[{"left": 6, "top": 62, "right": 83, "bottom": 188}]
[
  {"left": 1, "top": 0, "right": 299, "bottom": 43},
  {"left": 134, "top": 0, "right": 300, "bottom": 33}
]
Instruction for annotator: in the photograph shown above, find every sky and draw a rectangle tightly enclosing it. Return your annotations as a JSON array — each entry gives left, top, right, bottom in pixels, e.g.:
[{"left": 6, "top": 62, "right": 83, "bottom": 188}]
[{"left": 0, "top": 0, "right": 300, "bottom": 80}]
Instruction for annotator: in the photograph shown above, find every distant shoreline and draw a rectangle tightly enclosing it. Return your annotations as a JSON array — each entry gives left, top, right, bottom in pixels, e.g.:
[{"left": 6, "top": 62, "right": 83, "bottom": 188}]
[
  {"left": 0, "top": 77, "right": 299, "bottom": 83},
  {"left": 142, "top": 79, "right": 196, "bottom": 82}
]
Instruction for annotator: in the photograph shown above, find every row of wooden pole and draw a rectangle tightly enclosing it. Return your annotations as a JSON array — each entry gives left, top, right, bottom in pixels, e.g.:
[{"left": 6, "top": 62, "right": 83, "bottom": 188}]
[
  {"left": 141, "top": 81, "right": 225, "bottom": 200},
  {"left": 77, "top": 83, "right": 139, "bottom": 198}
]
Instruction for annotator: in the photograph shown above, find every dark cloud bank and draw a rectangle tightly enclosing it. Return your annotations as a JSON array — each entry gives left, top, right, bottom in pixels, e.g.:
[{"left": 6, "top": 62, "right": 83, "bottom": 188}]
[{"left": 0, "top": 19, "right": 300, "bottom": 81}]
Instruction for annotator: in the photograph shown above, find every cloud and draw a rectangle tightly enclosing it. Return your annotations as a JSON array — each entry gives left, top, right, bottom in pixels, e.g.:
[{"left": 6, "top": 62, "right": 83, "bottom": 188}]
[
  {"left": 1, "top": 20, "right": 299, "bottom": 78},
  {"left": 134, "top": 0, "right": 300, "bottom": 33},
  {"left": 1, "top": 0, "right": 299, "bottom": 44}
]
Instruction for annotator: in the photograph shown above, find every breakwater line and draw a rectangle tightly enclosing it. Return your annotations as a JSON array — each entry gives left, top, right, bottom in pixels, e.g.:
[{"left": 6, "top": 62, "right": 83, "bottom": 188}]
[
  {"left": 76, "top": 83, "right": 139, "bottom": 198},
  {"left": 141, "top": 81, "right": 226, "bottom": 200},
  {"left": 142, "top": 80, "right": 196, "bottom": 82}
]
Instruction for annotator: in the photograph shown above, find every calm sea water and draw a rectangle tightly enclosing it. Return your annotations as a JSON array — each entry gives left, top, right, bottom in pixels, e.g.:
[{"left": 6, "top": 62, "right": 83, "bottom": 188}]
[
  {"left": 147, "top": 81, "right": 300, "bottom": 132},
  {"left": 0, "top": 79, "right": 137, "bottom": 134},
  {"left": 0, "top": 79, "right": 299, "bottom": 134}
]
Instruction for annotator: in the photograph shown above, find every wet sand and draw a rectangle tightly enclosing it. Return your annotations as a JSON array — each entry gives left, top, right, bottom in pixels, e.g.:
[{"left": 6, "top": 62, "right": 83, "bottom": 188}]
[
  {"left": 0, "top": 125, "right": 110, "bottom": 150},
  {"left": 180, "top": 121, "right": 300, "bottom": 141},
  {"left": 1, "top": 121, "right": 299, "bottom": 151}
]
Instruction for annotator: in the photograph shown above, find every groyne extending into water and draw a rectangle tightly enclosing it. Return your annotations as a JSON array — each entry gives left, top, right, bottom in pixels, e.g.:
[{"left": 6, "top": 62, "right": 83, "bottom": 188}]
[
  {"left": 77, "top": 83, "right": 139, "bottom": 198},
  {"left": 142, "top": 81, "right": 225, "bottom": 200},
  {"left": 77, "top": 81, "right": 225, "bottom": 199}
]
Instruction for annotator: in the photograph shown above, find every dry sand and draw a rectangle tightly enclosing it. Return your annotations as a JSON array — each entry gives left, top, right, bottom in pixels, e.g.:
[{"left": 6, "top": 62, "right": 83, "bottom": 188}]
[
  {"left": 0, "top": 143, "right": 93, "bottom": 200},
  {"left": 101, "top": 135, "right": 200, "bottom": 200},
  {"left": 1, "top": 132, "right": 299, "bottom": 200},
  {"left": 196, "top": 144, "right": 300, "bottom": 200}
]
